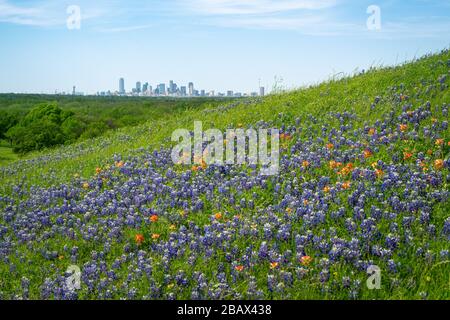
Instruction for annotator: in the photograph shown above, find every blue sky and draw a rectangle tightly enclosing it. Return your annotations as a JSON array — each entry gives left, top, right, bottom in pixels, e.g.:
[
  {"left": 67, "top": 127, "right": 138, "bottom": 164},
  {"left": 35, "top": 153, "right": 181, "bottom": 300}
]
[{"left": 0, "top": 0, "right": 449, "bottom": 94}]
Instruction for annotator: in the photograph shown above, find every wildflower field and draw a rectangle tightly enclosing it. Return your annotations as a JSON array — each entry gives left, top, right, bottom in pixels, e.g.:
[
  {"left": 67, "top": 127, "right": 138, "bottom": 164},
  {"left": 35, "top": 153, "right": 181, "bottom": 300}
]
[{"left": 0, "top": 50, "right": 449, "bottom": 300}]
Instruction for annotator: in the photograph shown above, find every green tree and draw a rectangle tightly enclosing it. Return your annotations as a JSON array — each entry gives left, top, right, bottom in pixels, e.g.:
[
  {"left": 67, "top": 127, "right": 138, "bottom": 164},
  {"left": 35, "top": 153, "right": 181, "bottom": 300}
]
[
  {"left": 0, "top": 111, "right": 18, "bottom": 140},
  {"left": 61, "top": 117, "right": 86, "bottom": 142},
  {"left": 6, "top": 103, "right": 70, "bottom": 153}
]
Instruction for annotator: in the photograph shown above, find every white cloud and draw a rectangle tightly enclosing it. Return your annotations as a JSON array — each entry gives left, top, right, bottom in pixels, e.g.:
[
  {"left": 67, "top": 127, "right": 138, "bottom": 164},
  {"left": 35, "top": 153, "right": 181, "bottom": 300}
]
[
  {"left": 0, "top": 0, "right": 49, "bottom": 26},
  {"left": 177, "top": 0, "right": 339, "bottom": 32},
  {"left": 178, "top": 0, "right": 337, "bottom": 33},
  {"left": 96, "top": 24, "right": 155, "bottom": 33},
  {"left": 213, "top": 15, "right": 326, "bottom": 30},
  {"left": 183, "top": 0, "right": 336, "bottom": 15},
  {"left": 0, "top": 0, "right": 105, "bottom": 27}
]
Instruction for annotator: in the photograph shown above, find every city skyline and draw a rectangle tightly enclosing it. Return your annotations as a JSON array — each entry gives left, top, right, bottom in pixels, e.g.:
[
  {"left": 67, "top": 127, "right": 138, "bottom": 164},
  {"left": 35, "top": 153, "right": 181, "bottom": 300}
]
[
  {"left": 65, "top": 77, "right": 265, "bottom": 98},
  {"left": 109, "top": 78, "right": 265, "bottom": 98}
]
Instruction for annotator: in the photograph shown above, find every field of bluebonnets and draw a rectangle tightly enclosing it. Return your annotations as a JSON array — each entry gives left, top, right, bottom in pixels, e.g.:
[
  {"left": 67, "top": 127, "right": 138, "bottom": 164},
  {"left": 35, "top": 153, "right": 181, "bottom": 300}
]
[{"left": 0, "top": 50, "right": 449, "bottom": 300}]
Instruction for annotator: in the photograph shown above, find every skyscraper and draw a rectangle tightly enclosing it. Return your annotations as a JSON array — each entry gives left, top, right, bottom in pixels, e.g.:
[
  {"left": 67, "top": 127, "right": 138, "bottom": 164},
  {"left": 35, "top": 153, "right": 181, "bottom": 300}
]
[
  {"left": 157, "top": 83, "right": 166, "bottom": 96},
  {"left": 259, "top": 86, "right": 265, "bottom": 97},
  {"left": 188, "top": 82, "right": 194, "bottom": 96},
  {"left": 143, "top": 82, "right": 149, "bottom": 93},
  {"left": 169, "top": 80, "right": 176, "bottom": 94},
  {"left": 119, "top": 78, "right": 125, "bottom": 94},
  {"left": 180, "top": 86, "right": 187, "bottom": 96},
  {"left": 136, "top": 82, "right": 142, "bottom": 94}
]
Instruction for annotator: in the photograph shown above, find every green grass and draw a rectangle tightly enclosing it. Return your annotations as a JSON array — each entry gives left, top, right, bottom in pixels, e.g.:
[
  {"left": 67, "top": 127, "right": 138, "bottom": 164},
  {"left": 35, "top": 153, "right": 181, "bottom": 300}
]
[{"left": 0, "top": 145, "right": 18, "bottom": 166}]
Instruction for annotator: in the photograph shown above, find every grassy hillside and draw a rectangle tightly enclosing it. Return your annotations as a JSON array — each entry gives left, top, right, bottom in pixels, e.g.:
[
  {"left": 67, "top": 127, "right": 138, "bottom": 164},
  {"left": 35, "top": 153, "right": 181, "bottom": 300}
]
[{"left": 0, "top": 49, "right": 449, "bottom": 300}]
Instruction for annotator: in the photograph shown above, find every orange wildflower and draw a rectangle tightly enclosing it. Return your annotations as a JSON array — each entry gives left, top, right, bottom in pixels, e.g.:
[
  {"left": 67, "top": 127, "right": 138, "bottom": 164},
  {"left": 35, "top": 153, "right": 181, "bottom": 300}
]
[
  {"left": 323, "top": 186, "right": 330, "bottom": 193},
  {"left": 363, "top": 149, "right": 373, "bottom": 159},
  {"left": 135, "top": 234, "right": 145, "bottom": 245},
  {"left": 151, "top": 233, "right": 160, "bottom": 240},
  {"left": 368, "top": 128, "right": 376, "bottom": 136},
  {"left": 215, "top": 212, "right": 223, "bottom": 220},
  {"left": 300, "top": 255, "right": 312, "bottom": 266},
  {"left": 235, "top": 265, "right": 244, "bottom": 272},
  {"left": 399, "top": 124, "right": 408, "bottom": 132},
  {"left": 427, "top": 149, "right": 433, "bottom": 156},
  {"left": 82, "top": 182, "right": 89, "bottom": 189},
  {"left": 95, "top": 167, "right": 102, "bottom": 175},
  {"left": 329, "top": 160, "right": 337, "bottom": 169},
  {"left": 150, "top": 215, "right": 159, "bottom": 223},
  {"left": 403, "top": 152, "right": 413, "bottom": 160},
  {"left": 435, "top": 139, "right": 444, "bottom": 146},
  {"left": 375, "top": 169, "right": 384, "bottom": 178},
  {"left": 303, "top": 199, "right": 309, "bottom": 205},
  {"left": 338, "top": 163, "right": 354, "bottom": 176},
  {"left": 342, "top": 181, "right": 351, "bottom": 190},
  {"left": 280, "top": 133, "right": 292, "bottom": 141},
  {"left": 434, "top": 159, "right": 444, "bottom": 170},
  {"left": 270, "top": 262, "right": 279, "bottom": 269},
  {"left": 326, "top": 143, "right": 334, "bottom": 150},
  {"left": 115, "top": 161, "right": 124, "bottom": 168},
  {"left": 329, "top": 161, "right": 344, "bottom": 169},
  {"left": 286, "top": 208, "right": 293, "bottom": 214},
  {"left": 302, "top": 160, "right": 310, "bottom": 168}
]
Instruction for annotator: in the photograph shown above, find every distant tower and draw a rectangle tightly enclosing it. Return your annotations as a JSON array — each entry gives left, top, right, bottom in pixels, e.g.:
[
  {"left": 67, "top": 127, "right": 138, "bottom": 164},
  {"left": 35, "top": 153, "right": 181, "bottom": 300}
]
[
  {"left": 136, "top": 81, "right": 142, "bottom": 93},
  {"left": 157, "top": 83, "right": 166, "bottom": 96},
  {"left": 72, "top": 86, "right": 76, "bottom": 95},
  {"left": 119, "top": 78, "right": 125, "bottom": 94},
  {"left": 259, "top": 86, "right": 265, "bottom": 97},
  {"left": 188, "top": 82, "right": 194, "bottom": 96}
]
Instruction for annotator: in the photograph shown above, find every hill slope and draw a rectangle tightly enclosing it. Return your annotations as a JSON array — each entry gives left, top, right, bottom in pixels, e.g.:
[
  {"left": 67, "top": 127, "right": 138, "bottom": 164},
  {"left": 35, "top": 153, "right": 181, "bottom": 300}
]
[{"left": 0, "top": 50, "right": 449, "bottom": 299}]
